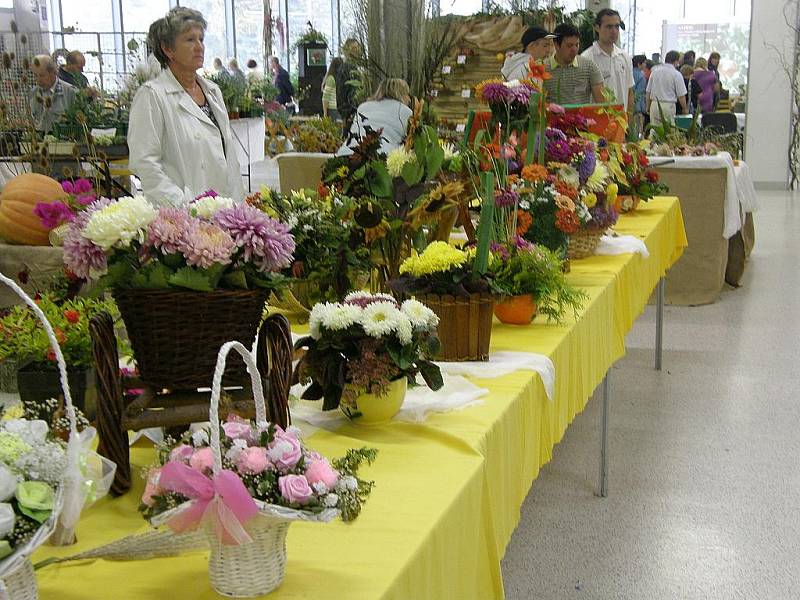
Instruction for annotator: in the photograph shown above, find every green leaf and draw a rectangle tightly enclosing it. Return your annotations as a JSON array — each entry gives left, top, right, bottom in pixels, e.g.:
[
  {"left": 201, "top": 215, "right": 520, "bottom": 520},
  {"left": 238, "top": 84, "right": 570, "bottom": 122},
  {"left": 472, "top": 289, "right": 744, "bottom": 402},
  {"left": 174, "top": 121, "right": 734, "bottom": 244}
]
[
  {"left": 401, "top": 159, "right": 424, "bottom": 187},
  {"left": 367, "top": 162, "right": 393, "bottom": 198},
  {"left": 473, "top": 172, "right": 495, "bottom": 275},
  {"left": 425, "top": 144, "right": 445, "bottom": 179},
  {"left": 222, "top": 269, "right": 249, "bottom": 289},
  {"left": 169, "top": 267, "right": 214, "bottom": 292},
  {"left": 418, "top": 360, "right": 444, "bottom": 391}
]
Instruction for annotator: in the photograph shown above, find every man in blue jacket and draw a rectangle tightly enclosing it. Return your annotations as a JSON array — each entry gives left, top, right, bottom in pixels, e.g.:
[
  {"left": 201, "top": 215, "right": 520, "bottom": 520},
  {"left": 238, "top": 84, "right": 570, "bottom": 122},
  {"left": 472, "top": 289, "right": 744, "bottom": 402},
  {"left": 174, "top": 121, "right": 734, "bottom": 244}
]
[{"left": 270, "top": 57, "right": 294, "bottom": 107}]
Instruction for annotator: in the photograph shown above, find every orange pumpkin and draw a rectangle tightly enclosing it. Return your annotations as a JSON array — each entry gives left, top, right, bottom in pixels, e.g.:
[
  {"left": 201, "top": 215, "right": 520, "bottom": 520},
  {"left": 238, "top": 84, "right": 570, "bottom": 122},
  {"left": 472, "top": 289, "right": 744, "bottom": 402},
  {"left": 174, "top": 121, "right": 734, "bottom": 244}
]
[{"left": 0, "top": 173, "right": 68, "bottom": 245}]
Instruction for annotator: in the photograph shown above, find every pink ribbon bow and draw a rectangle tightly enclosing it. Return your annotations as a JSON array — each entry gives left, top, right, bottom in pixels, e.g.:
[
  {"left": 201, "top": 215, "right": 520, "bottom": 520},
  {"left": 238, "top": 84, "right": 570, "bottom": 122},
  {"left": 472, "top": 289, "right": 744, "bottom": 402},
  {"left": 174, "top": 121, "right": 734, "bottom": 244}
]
[{"left": 159, "top": 461, "right": 259, "bottom": 545}]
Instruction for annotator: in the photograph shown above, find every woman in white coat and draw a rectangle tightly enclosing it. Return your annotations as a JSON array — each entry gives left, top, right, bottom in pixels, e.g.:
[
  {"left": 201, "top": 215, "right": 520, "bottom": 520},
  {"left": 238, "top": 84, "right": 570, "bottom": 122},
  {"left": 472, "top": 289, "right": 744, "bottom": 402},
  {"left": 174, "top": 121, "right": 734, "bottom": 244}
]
[{"left": 128, "top": 8, "right": 244, "bottom": 206}]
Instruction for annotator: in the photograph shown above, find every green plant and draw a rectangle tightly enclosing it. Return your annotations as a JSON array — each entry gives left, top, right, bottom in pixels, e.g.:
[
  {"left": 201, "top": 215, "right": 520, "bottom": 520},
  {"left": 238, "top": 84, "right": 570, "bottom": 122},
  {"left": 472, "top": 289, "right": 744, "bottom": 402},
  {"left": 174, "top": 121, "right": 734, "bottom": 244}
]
[
  {"left": 0, "top": 294, "right": 120, "bottom": 369},
  {"left": 490, "top": 240, "right": 586, "bottom": 323},
  {"left": 290, "top": 117, "right": 342, "bottom": 153}
]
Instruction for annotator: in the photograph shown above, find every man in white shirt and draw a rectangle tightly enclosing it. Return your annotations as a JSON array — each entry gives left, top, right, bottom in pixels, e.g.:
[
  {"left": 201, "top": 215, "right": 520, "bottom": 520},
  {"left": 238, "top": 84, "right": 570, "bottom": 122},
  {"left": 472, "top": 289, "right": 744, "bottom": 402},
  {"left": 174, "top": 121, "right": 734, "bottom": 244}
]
[
  {"left": 645, "top": 50, "right": 687, "bottom": 126},
  {"left": 581, "top": 8, "right": 634, "bottom": 117}
]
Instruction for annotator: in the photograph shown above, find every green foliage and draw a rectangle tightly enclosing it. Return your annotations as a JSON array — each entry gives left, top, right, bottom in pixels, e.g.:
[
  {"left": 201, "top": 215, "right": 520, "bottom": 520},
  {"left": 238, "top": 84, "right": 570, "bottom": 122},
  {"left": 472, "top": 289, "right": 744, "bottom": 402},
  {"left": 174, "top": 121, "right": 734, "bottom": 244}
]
[{"left": 290, "top": 117, "right": 342, "bottom": 153}]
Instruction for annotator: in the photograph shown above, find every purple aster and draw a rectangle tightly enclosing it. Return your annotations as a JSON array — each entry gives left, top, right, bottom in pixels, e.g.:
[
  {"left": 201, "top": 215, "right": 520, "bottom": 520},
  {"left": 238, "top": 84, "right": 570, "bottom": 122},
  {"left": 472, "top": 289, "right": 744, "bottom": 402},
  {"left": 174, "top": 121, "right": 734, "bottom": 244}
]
[
  {"left": 61, "top": 180, "right": 75, "bottom": 194},
  {"left": 214, "top": 204, "right": 295, "bottom": 272},
  {"left": 578, "top": 149, "right": 596, "bottom": 184},
  {"left": 147, "top": 207, "right": 192, "bottom": 255},
  {"left": 490, "top": 242, "right": 510, "bottom": 261},
  {"left": 546, "top": 138, "right": 572, "bottom": 163},
  {"left": 34, "top": 200, "right": 74, "bottom": 229},
  {"left": 545, "top": 128, "right": 567, "bottom": 141},
  {"left": 73, "top": 178, "right": 93, "bottom": 194},
  {"left": 480, "top": 83, "right": 510, "bottom": 103},
  {"left": 588, "top": 204, "right": 618, "bottom": 230},
  {"left": 494, "top": 188, "right": 519, "bottom": 208},
  {"left": 177, "top": 221, "right": 236, "bottom": 269},
  {"left": 62, "top": 197, "right": 113, "bottom": 280}
]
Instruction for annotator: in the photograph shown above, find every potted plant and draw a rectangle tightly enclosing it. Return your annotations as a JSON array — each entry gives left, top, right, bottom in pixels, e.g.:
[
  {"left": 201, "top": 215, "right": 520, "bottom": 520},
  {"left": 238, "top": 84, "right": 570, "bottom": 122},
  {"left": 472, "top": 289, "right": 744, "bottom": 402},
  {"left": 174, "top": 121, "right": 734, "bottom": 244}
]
[
  {"left": 490, "top": 238, "right": 587, "bottom": 325},
  {"left": 61, "top": 193, "right": 295, "bottom": 390},
  {"left": 0, "top": 294, "right": 118, "bottom": 417},
  {"left": 294, "top": 292, "right": 443, "bottom": 422}
]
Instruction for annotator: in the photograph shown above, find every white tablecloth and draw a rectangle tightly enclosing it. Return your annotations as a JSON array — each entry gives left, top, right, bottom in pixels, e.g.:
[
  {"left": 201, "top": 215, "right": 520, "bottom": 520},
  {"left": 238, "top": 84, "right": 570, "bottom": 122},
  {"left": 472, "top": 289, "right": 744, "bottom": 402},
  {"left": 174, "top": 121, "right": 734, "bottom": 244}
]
[
  {"left": 230, "top": 117, "right": 266, "bottom": 168},
  {"left": 733, "top": 161, "right": 760, "bottom": 213}
]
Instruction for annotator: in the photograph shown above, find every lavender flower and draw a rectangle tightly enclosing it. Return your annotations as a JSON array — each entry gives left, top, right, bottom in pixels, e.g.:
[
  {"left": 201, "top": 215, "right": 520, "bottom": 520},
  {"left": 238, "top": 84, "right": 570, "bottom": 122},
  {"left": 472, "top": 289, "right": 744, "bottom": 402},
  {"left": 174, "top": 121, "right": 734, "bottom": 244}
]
[
  {"left": 214, "top": 204, "right": 295, "bottom": 272},
  {"left": 177, "top": 221, "right": 236, "bottom": 269},
  {"left": 63, "top": 198, "right": 113, "bottom": 280},
  {"left": 147, "top": 207, "right": 192, "bottom": 255},
  {"left": 507, "top": 84, "right": 532, "bottom": 105},
  {"left": 512, "top": 235, "right": 535, "bottom": 252},
  {"left": 490, "top": 242, "right": 510, "bottom": 260},
  {"left": 494, "top": 188, "right": 519, "bottom": 208}
]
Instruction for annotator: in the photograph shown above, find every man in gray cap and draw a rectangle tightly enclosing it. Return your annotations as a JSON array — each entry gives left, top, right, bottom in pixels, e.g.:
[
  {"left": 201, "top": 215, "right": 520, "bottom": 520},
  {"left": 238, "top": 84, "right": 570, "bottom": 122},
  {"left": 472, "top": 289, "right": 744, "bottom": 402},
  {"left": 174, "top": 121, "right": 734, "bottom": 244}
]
[{"left": 501, "top": 26, "right": 555, "bottom": 81}]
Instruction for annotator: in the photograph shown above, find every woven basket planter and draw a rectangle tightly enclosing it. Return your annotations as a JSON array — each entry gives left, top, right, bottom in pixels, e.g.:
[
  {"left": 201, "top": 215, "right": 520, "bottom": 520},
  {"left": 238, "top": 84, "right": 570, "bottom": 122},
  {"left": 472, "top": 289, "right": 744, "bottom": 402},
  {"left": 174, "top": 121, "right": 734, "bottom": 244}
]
[
  {"left": 208, "top": 519, "right": 289, "bottom": 597},
  {"left": 567, "top": 230, "right": 605, "bottom": 260},
  {"left": 419, "top": 293, "right": 493, "bottom": 361},
  {"left": 0, "top": 558, "right": 38, "bottom": 600},
  {"left": 113, "top": 289, "right": 268, "bottom": 390}
]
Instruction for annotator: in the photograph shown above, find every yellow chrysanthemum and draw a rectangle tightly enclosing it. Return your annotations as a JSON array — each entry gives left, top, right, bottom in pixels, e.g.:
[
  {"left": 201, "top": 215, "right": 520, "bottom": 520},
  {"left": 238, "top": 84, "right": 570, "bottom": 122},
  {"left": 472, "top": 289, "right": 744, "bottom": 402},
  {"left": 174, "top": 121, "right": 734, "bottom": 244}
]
[{"left": 399, "top": 241, "right": 468, "bottom": 277}]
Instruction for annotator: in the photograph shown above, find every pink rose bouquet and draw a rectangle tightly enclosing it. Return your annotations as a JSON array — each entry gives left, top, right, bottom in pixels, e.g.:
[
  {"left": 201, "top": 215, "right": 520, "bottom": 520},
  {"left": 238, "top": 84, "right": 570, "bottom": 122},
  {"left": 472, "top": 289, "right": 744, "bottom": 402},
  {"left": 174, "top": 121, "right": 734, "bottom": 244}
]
[{"left": 140, "top": 415, "right": 377, "bottom": 523}]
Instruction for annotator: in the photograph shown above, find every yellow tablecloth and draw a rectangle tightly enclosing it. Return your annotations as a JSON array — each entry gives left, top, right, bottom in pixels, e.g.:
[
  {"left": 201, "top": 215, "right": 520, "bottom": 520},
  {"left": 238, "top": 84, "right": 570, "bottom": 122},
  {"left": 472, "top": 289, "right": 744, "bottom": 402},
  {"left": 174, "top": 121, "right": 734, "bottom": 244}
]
[{"left": 32, "top": 198, "right": 686, "bottom": 600}]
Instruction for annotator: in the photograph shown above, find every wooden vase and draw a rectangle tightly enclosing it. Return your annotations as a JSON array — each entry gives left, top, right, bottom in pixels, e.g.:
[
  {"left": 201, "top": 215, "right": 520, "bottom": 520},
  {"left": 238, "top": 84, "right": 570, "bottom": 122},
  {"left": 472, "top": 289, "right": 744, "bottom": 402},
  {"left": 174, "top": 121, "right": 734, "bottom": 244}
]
[{"left": 419, "top": 293, "right": 493, "bottom": 361}]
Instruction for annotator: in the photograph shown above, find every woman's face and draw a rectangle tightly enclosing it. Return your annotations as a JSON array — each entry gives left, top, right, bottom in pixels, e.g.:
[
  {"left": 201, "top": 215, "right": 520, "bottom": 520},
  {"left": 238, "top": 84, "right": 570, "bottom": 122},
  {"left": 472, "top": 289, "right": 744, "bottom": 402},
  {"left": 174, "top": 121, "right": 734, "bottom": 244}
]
[{"left": 164, "top": 26, "right": 205, "bottom": 71}]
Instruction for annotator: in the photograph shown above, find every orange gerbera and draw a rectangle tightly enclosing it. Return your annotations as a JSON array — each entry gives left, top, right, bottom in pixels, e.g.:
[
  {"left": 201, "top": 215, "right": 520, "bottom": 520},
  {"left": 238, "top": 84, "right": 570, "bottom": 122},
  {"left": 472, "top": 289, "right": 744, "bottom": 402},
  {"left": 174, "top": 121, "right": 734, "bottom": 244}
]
[
  {"left": 515, "top": 210, "right": 533, "bottom": 236},
  {"left": 554, "top": 180, "right": 578, "bottom": 201},
  {"left": 521, "top": 163, "right": 549, "bottom": 182}
]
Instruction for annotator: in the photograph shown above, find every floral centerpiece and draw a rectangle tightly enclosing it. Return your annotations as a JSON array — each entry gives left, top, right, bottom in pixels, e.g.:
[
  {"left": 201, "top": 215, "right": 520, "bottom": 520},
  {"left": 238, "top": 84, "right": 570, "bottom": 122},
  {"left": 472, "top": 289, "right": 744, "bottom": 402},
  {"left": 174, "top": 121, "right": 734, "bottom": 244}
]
[
  {"left": 294, "top": 292, "right": 443, "bottom": 421},
  {"left": 601, "top": 142, "right": 668, "bottom": 211},
  {"left": 490, "top": 237, "right": 587, "bottom": 325},
  {"left": 61, "top": 193, "right": 295, "bottom": 390}
]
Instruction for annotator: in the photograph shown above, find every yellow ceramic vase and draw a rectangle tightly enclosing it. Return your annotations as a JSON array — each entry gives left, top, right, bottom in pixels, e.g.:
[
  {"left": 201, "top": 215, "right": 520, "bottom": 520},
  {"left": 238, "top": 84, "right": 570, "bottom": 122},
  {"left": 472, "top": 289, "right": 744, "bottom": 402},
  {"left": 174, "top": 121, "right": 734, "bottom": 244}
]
[{"left": 340, "top": 377, "right": 407, "bottom": 424}]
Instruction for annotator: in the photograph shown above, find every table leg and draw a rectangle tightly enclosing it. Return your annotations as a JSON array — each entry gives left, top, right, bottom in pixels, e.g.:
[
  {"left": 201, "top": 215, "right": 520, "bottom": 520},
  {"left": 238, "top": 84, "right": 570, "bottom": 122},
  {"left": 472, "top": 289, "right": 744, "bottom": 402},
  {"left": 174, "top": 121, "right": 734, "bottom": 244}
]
[
  {"left": 596, "top": 373, "right": 609, "bottom": 498},
  {"left": 655, "top": 277, "right": 665, "bottom": 371}
]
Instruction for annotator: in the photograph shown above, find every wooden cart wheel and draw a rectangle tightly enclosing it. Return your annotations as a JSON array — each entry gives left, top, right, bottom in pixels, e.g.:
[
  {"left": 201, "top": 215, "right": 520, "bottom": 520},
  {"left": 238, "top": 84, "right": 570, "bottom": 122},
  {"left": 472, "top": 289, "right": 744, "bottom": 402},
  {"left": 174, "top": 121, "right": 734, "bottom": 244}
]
[{"left": 257, "top": 314, "right": 292, "bottom": 429}]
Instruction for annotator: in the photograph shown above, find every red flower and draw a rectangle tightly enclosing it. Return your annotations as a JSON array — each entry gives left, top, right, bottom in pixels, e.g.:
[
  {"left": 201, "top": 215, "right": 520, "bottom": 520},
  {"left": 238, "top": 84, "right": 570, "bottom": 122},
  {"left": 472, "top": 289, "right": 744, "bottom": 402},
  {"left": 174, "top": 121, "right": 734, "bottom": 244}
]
[
  {"left": 317, "top": 182, "right": 329, "bottom": 199},
  {"left": 646, "top": 170, "right": 659, "bottom": 183},
  {"left": 631, "top": 176, "right": 641, "bottom": 187},
  {"left": 622, "top": 153, "right": 633, "bottom": 166},
  {"left": 599, "top": 149, "right": 610, "bottom": 162},
  {"left": 63, "top": 309, "right": 80, "bottom": 324},
  {"left": 555, "top": 208, "right": 580, "bottom": 234},
  {"left": 54, "top": 328, "right": 66, "bottom": 344},
  {"left": 46, "top": 348, "right": 57, "bottom": 362},
  {"left": 638, "top": 154, "right": 649, "bottom": 167}
]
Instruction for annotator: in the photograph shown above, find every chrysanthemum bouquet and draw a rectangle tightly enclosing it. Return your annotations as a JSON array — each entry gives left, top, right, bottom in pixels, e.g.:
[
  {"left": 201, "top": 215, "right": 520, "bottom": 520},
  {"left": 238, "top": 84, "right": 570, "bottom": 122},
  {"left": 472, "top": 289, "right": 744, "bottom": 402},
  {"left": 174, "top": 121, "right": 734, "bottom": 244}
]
[
  {"left": 390, "top": 241, "right": 495, "bottom": 297},
  {"left": 140, "top": 418, "right": 377, "bottom": 525},
  {"left": 62, "top": 193, "right": 295, "bottom": 292},
  {"left": 294, "top": 292, "right": 443, "bottom": 411},
  {"left": 489, "top": 238, "right": 587, "bottom": 323}
]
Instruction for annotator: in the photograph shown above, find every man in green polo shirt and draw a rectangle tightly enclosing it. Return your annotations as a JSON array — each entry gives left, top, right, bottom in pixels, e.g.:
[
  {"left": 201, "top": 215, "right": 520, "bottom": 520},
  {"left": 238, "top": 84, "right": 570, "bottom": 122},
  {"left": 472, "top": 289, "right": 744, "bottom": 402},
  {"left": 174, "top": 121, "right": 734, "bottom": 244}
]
[{"left": 543, "top": 23, "right": 605, "bottom": 105}]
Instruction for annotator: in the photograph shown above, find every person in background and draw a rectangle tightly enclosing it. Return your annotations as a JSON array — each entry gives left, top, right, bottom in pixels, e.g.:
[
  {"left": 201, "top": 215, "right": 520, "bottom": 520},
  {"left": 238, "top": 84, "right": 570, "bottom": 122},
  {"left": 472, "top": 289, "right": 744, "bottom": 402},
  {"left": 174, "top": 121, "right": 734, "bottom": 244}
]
[
  {"left": 708, "top": 51, "right": 722, "bottom": 109},
  {"left": 212, "top": 57, "right": 230, "bottom": 81},
  {"left": 337, "top": 78, "right": 412, "bottom": 157},
  {"left": 322, "top": 57, "right": 342, "bottom": 120},
  {"left": 543, "top": 23, "right": 604, "bottom": 105},
  {"left": 29, "top": 54, "right": 77, "bottom": 133},
  {"left": 57, "top": 50, "right": 89, "bottom": 88},
  {"left": 645, "top": 50, "right": 687, "bottom": 126},
  {"left": 644, "top": 59, "right": 653, "bottom": 80},
  {"left": 336, "top": 38, "right": 363, "bottom": 129},
  {"left": 228, "top": 58, "right": 246, "bottom": 84},
  {"left": 270, "top": 56, "right": 294, "bottom": 108},
  {"left": 682, "top": 50, "right": 696, "bottom": 68},
  {"left": 679, "top": 64, "right": 694, "bottom": 114},
  {"left": 581, "top": 8, "right": 634, "bottom": 116},
  {"left": 127, "top": 7, "right": 243, "bottom": 205},
  {"left": 246, "top": 59, "right": 262, "bottom": 83},
  {"left": 501, "top": 26, "right": 555, "bottom": 81},
  {"left": 692, "top": 57, "right": 718, "bottom": 114},
  {"left": 632, "top": 54, "right": 648, "bottom": 130}
]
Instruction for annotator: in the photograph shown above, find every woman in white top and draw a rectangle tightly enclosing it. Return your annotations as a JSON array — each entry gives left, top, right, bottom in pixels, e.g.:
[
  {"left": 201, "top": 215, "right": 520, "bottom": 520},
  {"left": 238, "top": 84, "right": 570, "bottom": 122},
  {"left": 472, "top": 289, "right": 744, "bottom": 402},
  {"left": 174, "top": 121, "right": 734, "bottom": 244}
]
[
  {"left": 127, "top": 8, "right": 244, "bottom": 206},
  {"left": 337, "top": 78, "right": 413, "bottom": 157}
]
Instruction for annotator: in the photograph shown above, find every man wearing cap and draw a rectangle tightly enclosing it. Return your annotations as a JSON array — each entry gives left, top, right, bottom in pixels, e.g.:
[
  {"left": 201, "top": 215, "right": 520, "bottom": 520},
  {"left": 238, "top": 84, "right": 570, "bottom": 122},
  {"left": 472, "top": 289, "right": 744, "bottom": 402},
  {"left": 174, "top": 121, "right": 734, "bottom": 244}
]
[
  {"left": 543, "top": 23, "right": 605, "bottom": 105},
  {"left": 581, "top": 8, "right": 634, "bottom": 116},
  {"left": 501, "top": 26, "right": 555, "bottom": 81}
]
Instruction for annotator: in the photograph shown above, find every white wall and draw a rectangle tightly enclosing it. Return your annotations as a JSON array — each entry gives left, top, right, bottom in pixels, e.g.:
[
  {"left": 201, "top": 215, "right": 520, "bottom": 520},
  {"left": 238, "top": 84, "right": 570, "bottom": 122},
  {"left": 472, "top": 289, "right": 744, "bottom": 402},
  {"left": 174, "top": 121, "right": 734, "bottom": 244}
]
[{"left": 745, "top": 0, "right": 798, "bottom": 188}]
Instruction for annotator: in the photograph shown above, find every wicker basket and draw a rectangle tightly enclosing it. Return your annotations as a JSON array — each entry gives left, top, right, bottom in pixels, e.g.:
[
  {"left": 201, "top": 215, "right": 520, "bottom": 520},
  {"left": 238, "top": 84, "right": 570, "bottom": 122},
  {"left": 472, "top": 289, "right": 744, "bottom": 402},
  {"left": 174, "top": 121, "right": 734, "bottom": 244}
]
[
  {"left": 113, "top": 289, "right": 268, "bottom": 390},
  {"left": 419, "top": 293, "right": 493, "bottom": 361},
  {"left": 0, "top": 558, "right": 37, "bottom": 600},
  {"left": 567, "top": 229, "right": 605, "bottom": 260}
]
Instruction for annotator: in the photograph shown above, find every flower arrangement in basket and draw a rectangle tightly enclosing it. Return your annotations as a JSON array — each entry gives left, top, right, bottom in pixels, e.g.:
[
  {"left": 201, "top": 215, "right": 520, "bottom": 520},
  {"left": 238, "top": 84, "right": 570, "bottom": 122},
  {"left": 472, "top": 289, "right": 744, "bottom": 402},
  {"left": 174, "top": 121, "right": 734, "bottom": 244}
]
[
  {"left": 61, "top": 193, "right": 295, "bottom": 389},
  {"left": 294, "top": 292, "right": 443, "bottom": 422},
  {"left": 140, "top": 341, "right": 377, "bottom": 597},
  {"left": 489, "top": 237, "right": 587, "bottom": 325},
  {"left": 599, "top": 142, "right": 669, "bottom": 212}
]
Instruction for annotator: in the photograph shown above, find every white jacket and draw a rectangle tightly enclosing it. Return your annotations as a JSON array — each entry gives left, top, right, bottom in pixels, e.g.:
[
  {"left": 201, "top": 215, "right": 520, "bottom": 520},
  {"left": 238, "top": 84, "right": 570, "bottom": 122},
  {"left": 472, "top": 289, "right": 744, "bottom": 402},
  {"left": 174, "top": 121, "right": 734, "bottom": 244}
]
[
  {"left": 127, "top": 68, "right": 244, "bottom": 206},
  {"left": 501, "top": 53, "right": 531, "bottom": 81}
]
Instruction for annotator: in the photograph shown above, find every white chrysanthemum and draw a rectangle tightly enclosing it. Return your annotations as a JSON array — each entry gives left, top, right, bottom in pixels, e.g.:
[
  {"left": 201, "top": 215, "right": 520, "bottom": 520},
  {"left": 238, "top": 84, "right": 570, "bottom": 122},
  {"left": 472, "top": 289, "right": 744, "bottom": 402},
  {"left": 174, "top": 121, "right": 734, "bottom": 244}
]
[
  {"left": 401, "top": 299, "right": 439, "bottom": 329},
  {"left": 191, "top": 195, "right": 236, "bottom": 219},
  {"left": 585, "top": 162, "right": 609, "bottom": 192},
  {"left": 308, "top": 302, "right": 335, "bottom": 340},
  {"left": 441, "top": 142, "right": 458, "bottom": 161},
  {"left": 360, "top": 301, "right": 402, "bottom": 338},
  {"left": 83, "top": 195, "right": 157, "bottom": 250},
  {"left": 386, "top": 147, "right": 415, "bottom": 177},
  {"left": 321, "top": 303, "right": 363, "bottom": 331},
  {"left": 394, "top": 313, "right": 413, "bottom": 345},
  {"left": 312, "top": 481, "right": 328, "bottom": 495}
]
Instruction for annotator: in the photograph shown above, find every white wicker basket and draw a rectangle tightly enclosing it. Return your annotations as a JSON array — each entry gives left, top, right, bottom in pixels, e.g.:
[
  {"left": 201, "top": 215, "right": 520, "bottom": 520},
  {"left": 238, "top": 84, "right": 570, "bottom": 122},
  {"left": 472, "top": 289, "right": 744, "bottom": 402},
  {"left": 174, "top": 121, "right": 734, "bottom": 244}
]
[
  {"left": 150, "top": 341, "right": 337, "bottom": 598},
  {"left": 0, "top": 272, "right": 82, "bottom": 598}
]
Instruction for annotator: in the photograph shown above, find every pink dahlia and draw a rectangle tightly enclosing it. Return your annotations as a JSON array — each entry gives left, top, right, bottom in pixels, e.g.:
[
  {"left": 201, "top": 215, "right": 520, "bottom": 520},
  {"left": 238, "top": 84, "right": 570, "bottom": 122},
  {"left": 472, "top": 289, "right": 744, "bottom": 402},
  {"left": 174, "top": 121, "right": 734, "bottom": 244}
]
[
  {"left": 33, "top": 200, "right": 74, "bottom": 228},
  {"left": 147, "top": 207, "right": 192, "bottom": 255},
  {"left": 62, "top": 197, "right": 113, "bottom": 280},
  {"left": 214, "top": 204, "right": 295, "bottom": 272},
  {"left": 177, "top": 221, "right": 236, "bottom": 269}
]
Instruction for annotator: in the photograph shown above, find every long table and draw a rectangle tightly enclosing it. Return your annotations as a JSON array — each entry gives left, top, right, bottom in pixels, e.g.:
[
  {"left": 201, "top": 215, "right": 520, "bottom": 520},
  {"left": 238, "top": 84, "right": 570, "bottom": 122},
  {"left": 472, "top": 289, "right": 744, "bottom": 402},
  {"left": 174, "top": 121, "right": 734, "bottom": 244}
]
[{"left": 32, "top": 198, "right": 687, "bottom": 599}]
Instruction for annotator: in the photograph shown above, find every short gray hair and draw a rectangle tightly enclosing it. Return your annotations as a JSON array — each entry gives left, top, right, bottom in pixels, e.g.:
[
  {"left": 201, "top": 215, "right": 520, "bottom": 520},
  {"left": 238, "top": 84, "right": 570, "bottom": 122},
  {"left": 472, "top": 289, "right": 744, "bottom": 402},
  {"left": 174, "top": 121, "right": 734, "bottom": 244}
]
[{"left": 148, "top": 7, "right": 207, "bottom": 68}]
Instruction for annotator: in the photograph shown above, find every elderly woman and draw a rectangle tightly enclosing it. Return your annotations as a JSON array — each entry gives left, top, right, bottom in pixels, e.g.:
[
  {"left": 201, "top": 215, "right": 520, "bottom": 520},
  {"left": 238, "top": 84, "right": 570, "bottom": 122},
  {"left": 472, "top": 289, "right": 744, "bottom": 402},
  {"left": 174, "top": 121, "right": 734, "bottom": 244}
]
[
  {"left": 127, "top": 8, "right": 243, "bottom": 206},
  {"left": 336, "top": 78, "right": 412, "bottom": 157}
]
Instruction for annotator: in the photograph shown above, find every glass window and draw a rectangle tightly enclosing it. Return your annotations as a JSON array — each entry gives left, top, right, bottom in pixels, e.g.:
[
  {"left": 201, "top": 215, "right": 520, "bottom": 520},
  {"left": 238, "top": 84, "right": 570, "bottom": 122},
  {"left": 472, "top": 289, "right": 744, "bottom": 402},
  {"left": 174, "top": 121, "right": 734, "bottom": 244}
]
[
  {"left": 179, "top": 0, "right": 228, "bottom": 69},
  {"left": 234, "top": 0, "right": 264, "bottom": 70},
  {"left": 440, "top": 0, "right": 482, "bottom": 15},
  {"left": 122, "top": 0, "right": 170, "bottom": 34},
  {"left": 285, "top": 0, "right": 334, "bottom": 74},
  {"left": 61, "top": 0, "right": 114, "bottom": 32}
]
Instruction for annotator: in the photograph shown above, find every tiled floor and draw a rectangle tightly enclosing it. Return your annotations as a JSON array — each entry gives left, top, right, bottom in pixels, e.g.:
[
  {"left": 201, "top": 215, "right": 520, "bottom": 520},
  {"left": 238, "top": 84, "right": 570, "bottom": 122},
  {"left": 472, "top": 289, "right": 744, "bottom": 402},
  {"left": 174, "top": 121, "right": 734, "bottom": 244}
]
[{"left": 501, "top": 190, "right": 800, "bottom": 599}]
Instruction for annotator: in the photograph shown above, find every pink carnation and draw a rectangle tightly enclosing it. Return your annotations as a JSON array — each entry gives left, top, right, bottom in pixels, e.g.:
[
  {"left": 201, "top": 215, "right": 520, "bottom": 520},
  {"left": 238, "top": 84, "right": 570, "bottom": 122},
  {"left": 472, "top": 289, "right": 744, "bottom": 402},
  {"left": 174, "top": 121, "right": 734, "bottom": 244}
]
[
  {"left": 234, "top": 447, "right": 270, "bottom": 474},
  {"left": 34, "top": 200, "right": 74, "bottom": 229},
  {"left": 278, "top": 474, "right": 313, "bottom": 505},
  {"left": 222, "top": 418, "right": 253, "bottom": 442},
  {"left": 176, "top": 221, "right": 236, "bottom": 269}
]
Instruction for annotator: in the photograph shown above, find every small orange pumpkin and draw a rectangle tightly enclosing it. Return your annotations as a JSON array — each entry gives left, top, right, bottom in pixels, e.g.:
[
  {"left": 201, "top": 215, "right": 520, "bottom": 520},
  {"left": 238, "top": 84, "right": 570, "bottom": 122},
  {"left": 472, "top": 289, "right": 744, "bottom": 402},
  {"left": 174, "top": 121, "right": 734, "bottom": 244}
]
[{"left": 0, "top": 173, "right": 68, "bottom": 245}]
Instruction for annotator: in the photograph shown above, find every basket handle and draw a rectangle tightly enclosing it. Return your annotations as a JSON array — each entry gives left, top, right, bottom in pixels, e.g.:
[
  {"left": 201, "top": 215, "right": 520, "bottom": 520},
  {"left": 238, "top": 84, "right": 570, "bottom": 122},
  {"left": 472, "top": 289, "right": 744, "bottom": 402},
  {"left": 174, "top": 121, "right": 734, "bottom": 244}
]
[
  {"left": 0, "top": 272, "right": 81, "bottom": 529},
  {"left": 208, "top": 341, "right": 268, "bottom": 476}
]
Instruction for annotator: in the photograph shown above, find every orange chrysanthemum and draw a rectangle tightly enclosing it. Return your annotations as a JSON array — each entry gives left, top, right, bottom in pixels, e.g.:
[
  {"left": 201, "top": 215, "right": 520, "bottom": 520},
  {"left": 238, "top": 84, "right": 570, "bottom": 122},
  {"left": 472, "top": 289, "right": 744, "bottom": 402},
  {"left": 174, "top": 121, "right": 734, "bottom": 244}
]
[
  {"left": 515, "top": 210, "right": 533, "bottom": 236},
  {"left": 554, "top": 180, "right": 579, "bottom": 201},
  {"left": 521, "top": 163, "right": 549, "bottom": 182},
  {"left": 507, "top": 174, "right": 520, "bottom": 184}
]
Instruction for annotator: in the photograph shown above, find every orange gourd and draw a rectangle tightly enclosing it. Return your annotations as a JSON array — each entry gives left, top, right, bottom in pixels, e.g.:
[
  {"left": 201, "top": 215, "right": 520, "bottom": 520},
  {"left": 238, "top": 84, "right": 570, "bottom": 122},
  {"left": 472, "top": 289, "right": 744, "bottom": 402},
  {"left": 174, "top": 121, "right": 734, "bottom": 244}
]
[{"left": 0, "top": 173, "right": 67, "bottom": 245}]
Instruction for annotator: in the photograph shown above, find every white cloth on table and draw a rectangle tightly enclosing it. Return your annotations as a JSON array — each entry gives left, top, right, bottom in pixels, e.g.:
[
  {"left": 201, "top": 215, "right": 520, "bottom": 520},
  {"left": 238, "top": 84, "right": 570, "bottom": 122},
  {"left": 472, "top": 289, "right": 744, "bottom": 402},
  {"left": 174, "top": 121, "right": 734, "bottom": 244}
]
[
  {"left": 436, "top": 351, "right": 555, "bottom": 402},
  {"left": 229, "top": 117, "right": 266, "bottom": 168},
  {"left": 655, "top": 152, "right": 742, "bottom": 239},
  {"left": 733, "top": 161, "right": 760, "bottom": 213},
  {"left": 596, "top": 234, "right": 649, "bottom": 257},
  {"left": 288, "top": 374, "right": 488, "bottom": 430}
]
